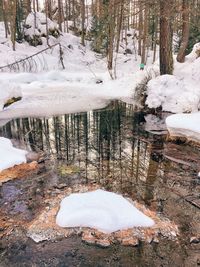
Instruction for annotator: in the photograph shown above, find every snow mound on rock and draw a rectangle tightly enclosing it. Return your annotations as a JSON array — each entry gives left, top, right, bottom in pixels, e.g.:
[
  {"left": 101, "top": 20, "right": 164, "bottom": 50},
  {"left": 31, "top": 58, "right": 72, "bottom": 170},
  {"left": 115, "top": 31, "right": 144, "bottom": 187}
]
[
  {"left": 0, "top": 137, "right": 27, "bottom": 171},
  {"left": 0, "top": 83, "right": 22, "bottom": 111},
  {"left": 166, "top": 112, "right": 200, "bottom": 142},
  {"left": 56, "top": 189, "right": 154, "bottom": 233},
  {"left": 146, "top": 74, "right": 200, "bottom": 113},
  {"left": 25, "top": 12, "right": 59, "bottom": 37}
]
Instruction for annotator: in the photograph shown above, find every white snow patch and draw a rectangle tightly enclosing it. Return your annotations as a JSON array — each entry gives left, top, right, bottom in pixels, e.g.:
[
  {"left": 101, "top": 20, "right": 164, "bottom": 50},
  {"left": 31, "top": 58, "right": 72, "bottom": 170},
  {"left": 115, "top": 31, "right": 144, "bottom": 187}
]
[
  {"left": 56, "top": 189, "right": 154, "bottom": 233},
  {"left": 0, "top": 137, "right": 27, "bottom": 171},
  {"left": 166, "top": 113, "right": 200, "bottom": 142}
]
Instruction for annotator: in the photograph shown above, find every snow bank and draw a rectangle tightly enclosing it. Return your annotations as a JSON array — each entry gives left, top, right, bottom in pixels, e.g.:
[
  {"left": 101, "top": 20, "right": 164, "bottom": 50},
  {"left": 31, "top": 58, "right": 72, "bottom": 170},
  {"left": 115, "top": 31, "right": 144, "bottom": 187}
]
[
  {"left": 0, "top": 83, "right": 22, "bottom": 111},
  {"left": 185, "top": 42, "right": 200, "bottom": 62},
  {"left": 56, "top": 189, "right": 154, "bottom": 233},
  {"left": 166, "top": 113, "right": 200, "bottom": 142},
  {"left": 146, "top": 75, "right": 200, "bottom": 113},
  {"left": 0, "top": 137, "right": 27, "bottom": 171},
  {"left": 146, "top": 43, "right": 200, "bottom": 113}
]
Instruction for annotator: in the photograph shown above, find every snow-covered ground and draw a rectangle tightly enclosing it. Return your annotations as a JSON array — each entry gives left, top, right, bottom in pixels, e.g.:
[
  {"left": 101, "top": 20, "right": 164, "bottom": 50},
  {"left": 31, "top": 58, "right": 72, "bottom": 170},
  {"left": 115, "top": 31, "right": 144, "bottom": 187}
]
[
  {"left": 146, "top": 43, "right": 200, "bottom": 113},
  {"left": 0, "top": 14, "right": 158, "bottom": 120},
  {"left": 0, "top": 137, "right": 27, "bottom": 171},
  {"left": 0, "top": 11, "right": 200, "bottom": 153},
  {"left": 56, "top": 189, "right": 154, "bottom": 233}
]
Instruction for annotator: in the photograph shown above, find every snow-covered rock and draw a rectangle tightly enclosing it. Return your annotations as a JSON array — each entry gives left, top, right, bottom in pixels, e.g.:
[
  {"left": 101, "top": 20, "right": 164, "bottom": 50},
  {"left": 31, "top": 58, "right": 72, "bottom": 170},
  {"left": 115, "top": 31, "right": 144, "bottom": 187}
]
[
  {"left": 166, "top": 113, "right": 200, "bottom": 142},
  {"left": 146, "top": 75, "right": 200, "bottom": 113},
  {"left": 0, "top": 137, "right": 27, "bottom": 171},
  {"left": 0, "top": 83, "right": 22, "bottom": 111},
  {"left": 24, "top": 12, "right": 60, "bottom": 46},
  {"left": 146, "top": 43, "right": 200, "bottom": 113},
  {"left": 56, "top": 189, "right": 154, "bottom": 233},
  {"left": 186, "top": 42, "right": 200, "bottom": 62}
]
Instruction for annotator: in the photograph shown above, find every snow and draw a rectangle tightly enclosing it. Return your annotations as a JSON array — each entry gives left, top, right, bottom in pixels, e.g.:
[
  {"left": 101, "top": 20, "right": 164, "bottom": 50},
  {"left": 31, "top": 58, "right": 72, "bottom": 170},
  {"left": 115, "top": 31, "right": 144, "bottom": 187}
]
[
  {"left": 146, "top": 74, "right": 200, "bottom": 113},
  {"left": 1, "top": 11, "right": 200, "bottom": 144},
  {"left": 0, "top": 83, "right": 22, "bottom": 111},
  {"left": 25, "top": 12, "right": 58, "bottom": 37},
  {"left": 146, "top": 43, "right": 200, "bottom": 113},
  {"left": 0, "top": 13, "right": 160, "bottom": 122},
  {"left": 56, "top": 189, "right": 154, "bottom": 233},
  {"left": 166, "top": 113, "right": 200, "bottom": 142},
  {"left": 0, "top": 137, "right": 27, "bottom": 171}
]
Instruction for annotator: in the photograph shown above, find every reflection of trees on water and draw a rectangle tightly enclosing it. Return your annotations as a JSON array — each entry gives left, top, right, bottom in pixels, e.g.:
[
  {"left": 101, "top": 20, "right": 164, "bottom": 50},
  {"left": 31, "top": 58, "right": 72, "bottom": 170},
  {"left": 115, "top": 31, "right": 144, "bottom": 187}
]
[{"left": 0, "top": 101, "right": 165, "bottom": 205}]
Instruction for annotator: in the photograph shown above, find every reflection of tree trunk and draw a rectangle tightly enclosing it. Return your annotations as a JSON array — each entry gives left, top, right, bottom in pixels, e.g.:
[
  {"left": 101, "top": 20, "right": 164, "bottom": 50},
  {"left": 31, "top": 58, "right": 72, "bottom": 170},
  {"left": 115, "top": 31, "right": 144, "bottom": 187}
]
[
  {"left": 144, "top": 158, "right": 159, "bottom": 205},
  {"left": 64, "top": 115, "right": 69, "bottom": 160},
  {"left": 144, "top": 136, "right": 164, "bottom": 205},
  {"left": 83, "top": 114, "right": 89, "bottom": 181},
  {"left": 135, "top": 140, "right": 140, "bottom": 182},
  {"left": 23, "top": 118, "right": 34, "bottom": 150}
]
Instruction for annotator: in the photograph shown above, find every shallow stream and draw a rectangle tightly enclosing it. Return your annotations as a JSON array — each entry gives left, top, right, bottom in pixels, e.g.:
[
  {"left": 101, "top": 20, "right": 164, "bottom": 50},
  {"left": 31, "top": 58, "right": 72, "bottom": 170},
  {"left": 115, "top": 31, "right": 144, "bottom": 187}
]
[{"left": 0, "top": 101, "right": 200, "bottom": 267}]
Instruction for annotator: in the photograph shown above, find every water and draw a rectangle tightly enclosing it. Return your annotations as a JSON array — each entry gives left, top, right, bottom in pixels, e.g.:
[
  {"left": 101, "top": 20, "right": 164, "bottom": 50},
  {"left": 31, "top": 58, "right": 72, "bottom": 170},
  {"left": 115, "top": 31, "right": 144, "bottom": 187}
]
[{"left": 0, "top": 101, "right": 200, "bottom": 267}]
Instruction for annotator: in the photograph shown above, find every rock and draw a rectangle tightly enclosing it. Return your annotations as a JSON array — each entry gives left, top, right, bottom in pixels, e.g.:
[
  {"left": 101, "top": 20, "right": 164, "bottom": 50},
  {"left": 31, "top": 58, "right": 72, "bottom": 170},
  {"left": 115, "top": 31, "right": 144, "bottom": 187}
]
[
  {"left": 153, "top": 236, "right": 159, "bottom": 243},
  {"left": 26, "top": 152, "right": 40, "bottom": 163},
  {"left": 121, "top": 237, "right": 139, "bottom": 246},
  {"left": 124, "top": 48, "right": 132, "bottom": 54},
  {"left": 96, "top": 79, "right": 103, "bottom": 84},
  {"left": 96, "top": 239, "right": 111, "bottom": 248},
  {"left": 68, "top": 44, "right": 73, "bottom": 49},
  {"left": 190, "top": 236, "right": 200, "bottom": 244},
  {"left": 82, "top": 231, "right": 96, "bottom": 245}
]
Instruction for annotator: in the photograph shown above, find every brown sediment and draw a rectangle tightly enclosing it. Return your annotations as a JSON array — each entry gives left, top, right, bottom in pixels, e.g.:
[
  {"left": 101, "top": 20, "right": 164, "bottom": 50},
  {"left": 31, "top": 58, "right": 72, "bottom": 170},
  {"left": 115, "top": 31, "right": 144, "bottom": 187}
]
[{"left": 0, "top": 161, "right": 38, "bottom": 185}]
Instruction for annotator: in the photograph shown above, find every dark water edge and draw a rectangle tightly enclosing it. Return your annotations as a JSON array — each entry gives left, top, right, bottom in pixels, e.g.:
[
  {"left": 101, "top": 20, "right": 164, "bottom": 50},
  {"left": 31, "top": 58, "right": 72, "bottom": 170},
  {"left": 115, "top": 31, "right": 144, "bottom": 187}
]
[{"left": 0, "top": 101, "right": 200, "bottom": 267}]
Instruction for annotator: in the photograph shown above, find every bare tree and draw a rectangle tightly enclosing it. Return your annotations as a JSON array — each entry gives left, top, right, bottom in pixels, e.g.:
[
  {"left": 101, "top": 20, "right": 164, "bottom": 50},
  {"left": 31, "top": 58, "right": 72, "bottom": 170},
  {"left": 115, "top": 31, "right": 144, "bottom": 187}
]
[
  {"left": 159, "top": 0, "right": 174, "bottom": 75},
  {"left": 177, "top": 0, "right": 190, "bottom": 62}
]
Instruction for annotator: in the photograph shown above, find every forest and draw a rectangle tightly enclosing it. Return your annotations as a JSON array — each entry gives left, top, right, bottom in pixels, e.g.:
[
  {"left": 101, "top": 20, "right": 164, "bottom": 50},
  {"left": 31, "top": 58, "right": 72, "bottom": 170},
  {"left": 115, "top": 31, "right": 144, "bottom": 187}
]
[{"left": 0, "top": 1, "right": 200, "bottom": 266}]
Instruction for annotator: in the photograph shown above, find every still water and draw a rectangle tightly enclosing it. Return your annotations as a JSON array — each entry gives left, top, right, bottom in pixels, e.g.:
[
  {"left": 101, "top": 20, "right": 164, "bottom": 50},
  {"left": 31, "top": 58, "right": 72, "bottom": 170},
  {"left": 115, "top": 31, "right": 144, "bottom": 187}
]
[{"left": 0, "top": 101, "right": 200, "bottom": 267}]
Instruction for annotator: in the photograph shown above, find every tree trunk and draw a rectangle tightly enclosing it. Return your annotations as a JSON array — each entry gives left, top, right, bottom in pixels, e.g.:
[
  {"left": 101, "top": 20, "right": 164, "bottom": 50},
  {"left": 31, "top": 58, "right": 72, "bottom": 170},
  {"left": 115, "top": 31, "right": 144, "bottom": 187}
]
[
  {"left": 138, "top": 1, "right": 143, "bottom": 56},
  {"left": 177, "top": 0, "right": 190, "bottom": 63},
  {"left": 159, "top": 0, "right": 174, "bottom": 75},
  {"left": 58, "top": 0, "right": 63, "bottom": 31},
  {"left": 81, "top": 0, "right": 85, "bottom": 46},
  {"left": 10, "top": 0, "right": 17, "bottom": 51},
  {"left": 141, "top": 5, "right": 147, "bottom": 65}
]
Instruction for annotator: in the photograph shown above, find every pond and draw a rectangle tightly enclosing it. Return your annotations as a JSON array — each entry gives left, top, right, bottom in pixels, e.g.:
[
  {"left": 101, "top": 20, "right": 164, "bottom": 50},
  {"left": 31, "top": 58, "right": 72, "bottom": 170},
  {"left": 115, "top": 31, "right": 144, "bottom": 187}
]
[{"left": 0, "top": 101, "right": 200, "bottom": 267}]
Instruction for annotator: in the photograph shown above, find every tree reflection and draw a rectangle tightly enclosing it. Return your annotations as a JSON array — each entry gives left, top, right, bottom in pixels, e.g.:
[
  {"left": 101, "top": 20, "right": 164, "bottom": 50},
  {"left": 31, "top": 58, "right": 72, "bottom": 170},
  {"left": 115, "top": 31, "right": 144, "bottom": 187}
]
[{"left": 0, "top": 101, "right": 165, "bottom": 205}]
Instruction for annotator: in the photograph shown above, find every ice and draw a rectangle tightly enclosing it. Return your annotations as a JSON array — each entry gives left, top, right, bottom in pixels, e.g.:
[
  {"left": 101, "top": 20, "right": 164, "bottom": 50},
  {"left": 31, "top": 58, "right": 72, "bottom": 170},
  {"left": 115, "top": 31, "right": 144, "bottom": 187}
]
[
  {"left": 0, "top": 68, "right": 155, "bottom": 120},
  {"left": 0, "top": 137, "right": 27, "bottom": 171},
  {"left": 56, "top": 189, "right": 154, "bottom": 233},
  {"left": 166, "top": 113, "right": 200, "bottom": 142}
]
